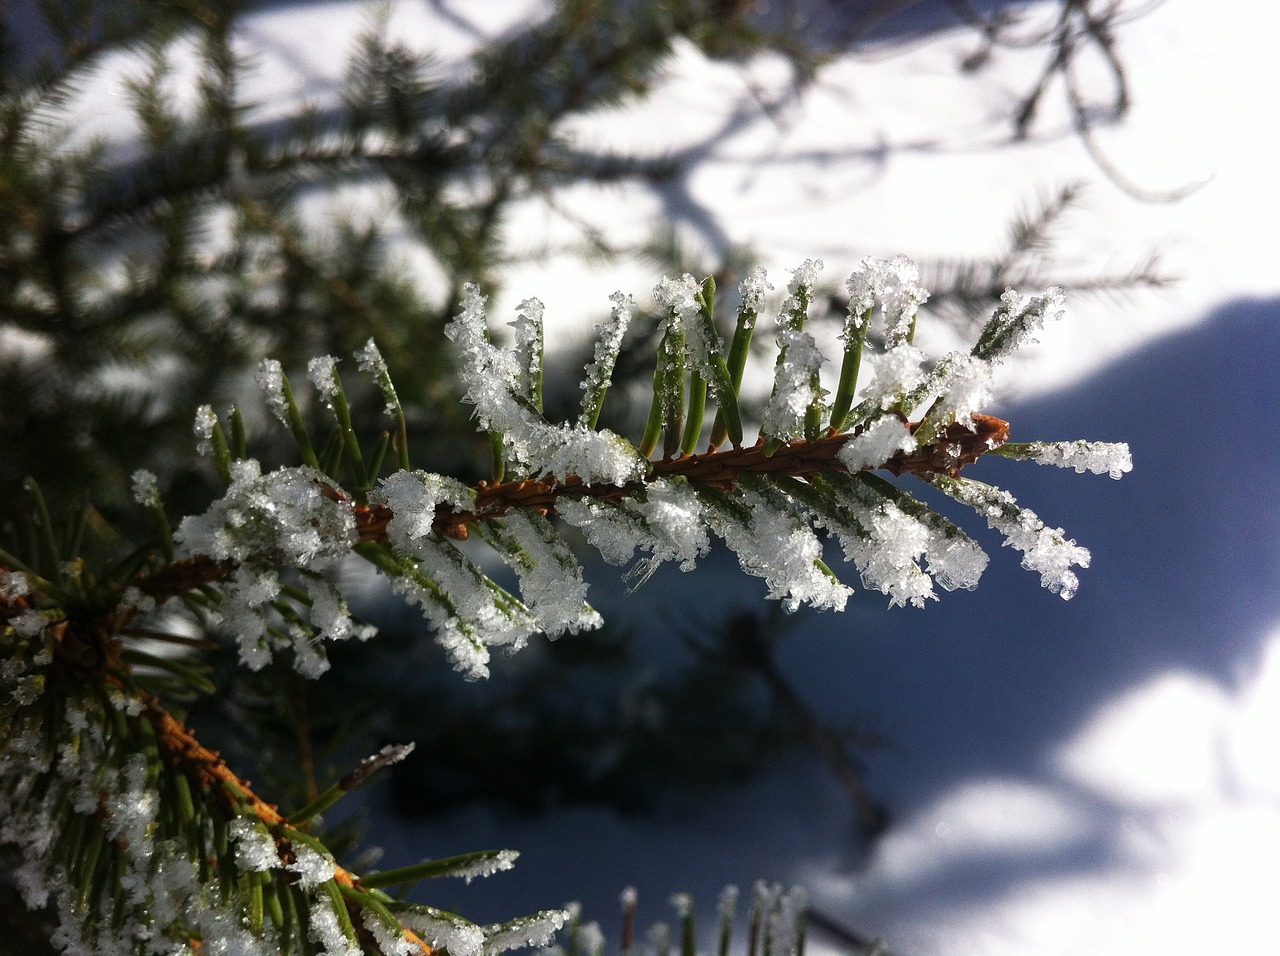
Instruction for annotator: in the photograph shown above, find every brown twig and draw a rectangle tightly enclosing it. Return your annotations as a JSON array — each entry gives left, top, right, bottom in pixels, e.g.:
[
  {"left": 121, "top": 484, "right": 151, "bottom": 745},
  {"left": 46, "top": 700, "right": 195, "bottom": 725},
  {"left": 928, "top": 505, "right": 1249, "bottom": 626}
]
[
  {"left": 128, "top": 414, "right": 1008, "bottom": 599},
  {"left": 142, "top": 690, "right": 434, "bottom": 954},
  {"left": 371, "top": 414, "right": 1010, "bottom": 541}
]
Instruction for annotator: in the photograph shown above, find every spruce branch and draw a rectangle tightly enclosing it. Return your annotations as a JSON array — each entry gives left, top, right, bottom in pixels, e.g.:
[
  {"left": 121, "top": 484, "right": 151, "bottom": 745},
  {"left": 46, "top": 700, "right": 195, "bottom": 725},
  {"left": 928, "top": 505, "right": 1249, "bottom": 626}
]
[{"left": 2, "top": 256, "right": 1130, "bottom": 952}]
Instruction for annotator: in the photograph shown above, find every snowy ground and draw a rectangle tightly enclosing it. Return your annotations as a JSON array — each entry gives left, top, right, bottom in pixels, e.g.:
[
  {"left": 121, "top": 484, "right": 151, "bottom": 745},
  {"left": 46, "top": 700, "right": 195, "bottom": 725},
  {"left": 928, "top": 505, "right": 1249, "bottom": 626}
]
[
  {"left": 326, "top": 3, "right": 1280, "bottom": 954},
  {"left": 68, "top": 0, "right": 1280, "bottom": 952}
]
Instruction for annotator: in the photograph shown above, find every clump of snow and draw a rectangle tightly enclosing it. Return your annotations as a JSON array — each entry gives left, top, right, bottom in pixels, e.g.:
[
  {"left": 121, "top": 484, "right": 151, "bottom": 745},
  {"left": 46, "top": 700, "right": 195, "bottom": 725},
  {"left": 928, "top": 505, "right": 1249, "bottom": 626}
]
[
  {"left": 739, "top": 266, "right": 773, "bottom": 313},
  {"left": 373, "top": 469, "right": 475, "bottom": 548},
  {"left": 786, "top": 258, "right": 823, "bottom": 300},
  {"left": 905, "top": 351, "right": 997, "bottom": 444},
  {"left": 0, "top": 569, "right": 31, "bottom": 600},
  {"left": 859, "top": 344, "right": 927, "bottom": 412},
  {"left": 837, "top": 417, "right": 918, "bottom": 472},
  {"left": 12, "top": 609, "right": 46, "bottom": 639},
  {"left": 289, "top": 843, "right": 337, "bottom": 889},
  {"left": 174, "top": 461, "right": 357, "bottom": 569},
  {"left": 130, "top": 469, "right": 161, "bottom": 507},
  {"left": 762, "top": 328, "right": 825, "bottom": 442},
  {"left": 708, "top": 485, "right": 851, "bottom": 612},
  {"left": 652, "top": 274, "right": 701, "bottom": 332}
]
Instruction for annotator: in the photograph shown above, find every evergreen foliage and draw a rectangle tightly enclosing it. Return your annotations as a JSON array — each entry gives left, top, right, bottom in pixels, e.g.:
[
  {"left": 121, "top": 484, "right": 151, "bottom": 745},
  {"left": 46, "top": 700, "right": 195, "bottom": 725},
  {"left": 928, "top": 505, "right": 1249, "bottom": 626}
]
[
  {"left": 0, "top": 2, "right": 1157, "bottom": 953},
  {"left": 2, "top": 251, "right": 1129, "bottom": 953}
]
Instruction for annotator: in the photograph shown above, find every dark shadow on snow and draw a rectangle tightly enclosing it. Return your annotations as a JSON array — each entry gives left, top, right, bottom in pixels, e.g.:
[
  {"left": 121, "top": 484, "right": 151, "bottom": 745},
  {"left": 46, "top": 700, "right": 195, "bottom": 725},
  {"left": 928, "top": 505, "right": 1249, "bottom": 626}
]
[{"left": 773, "top": 294, "right": 1279, "bottom": 895}]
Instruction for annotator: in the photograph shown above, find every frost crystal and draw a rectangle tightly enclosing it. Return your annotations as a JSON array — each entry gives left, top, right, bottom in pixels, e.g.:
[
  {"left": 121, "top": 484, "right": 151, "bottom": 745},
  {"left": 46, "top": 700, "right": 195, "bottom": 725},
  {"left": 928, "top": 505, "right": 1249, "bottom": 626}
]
[
  {"left": 486, "top": 511, "right": 601, "bottom": 637},
  {"left": 972, "top": 286, "right": 1067, "bottom": 363},
  {"left": 307, "top": 355, "right": 340, "bottom": 402},
  {"left": 762, "top": 328, "right": 825, "bottom": 442},
  {"left": 448, "top": 848, "right": 519, "bottom": 883},
  {"left": 556, "top": 497, "right": 650, "bottom": 567},
  {"left": 768, "top": 886, "right": 809, "bottom": 956},
  {"left": 558, "top": 478, "right": 709, "bottom": 587},
  {"left": 635, "top": 479, "right": 711, "bottom": 571},
  {"left": 786, "top": 258, "right": 823, "bottom": 300},
  {"left": 130, "top": 469, "right": 161, "bottom": 507},
  {"left": 401, "top": 909, "right": 487, "bottom": 956},
  {"left": 119, "top": 585, "right": 155, "bottom": 614},
  {"left": 837, "top": 417, "right": 917, "bottom": 472},
  {"left": 483, "top": 910, "right": 571, "bottom": 954},
  {"left": 824, "top": 488, "right": 935, "bottom": 608},
  {"left": 309, "top": 891, "right": 362, "bottom": 956},
  {"left": 0, "top": 569, "right": 30, "bottom": 600},
  {"left": 385, "top": 531, "right": 538, "bottom": 680},
  {"left": 1016, "top": 440, "right": 1133, "bottom": 478},
  {"left": 579, "top": 291, "right": 635, "bottom": 426},
  {"left": 446, "top": 284, "right": 646, "bottom": 486},
  {"left": 13, "top": 609, "right": 47, "bottom": 638},
  {"left": 818, "top": 476, "right": 986, "bottom": 607},
  {"left": 363, "top": 910, "right": 417, "bottom": 956},
  {"left": 355, "top": 338, "right": 400, "bottom": 417},
  {"left": 256, "top": 358, "right": 290, "bottom": 424},
  {"left": 845, "top": 255, "right": 928, "bottom": 348},
  {"left": 652, "top": 274, "right": 700, "bottom": 325},
  {"left": 193, "top": 404, "right": 217, "bottom": 456},
  {"left": 739, "top": 265, "right": 773, "bottom": 313},
  {"left": 937, "top": 476, "right": 1090, "bottom": 599},
  {"left": 510, "top": 297, "right": 544, "bottom": 404},
  {"left": 289, "top": 843, "right": 337, "bottom": 889},
  {"left": 921, "top": 351, "right": 994, "bottom": 432},
  {"left": 230, "top": 817, "right": 281, "bottom": 872}
]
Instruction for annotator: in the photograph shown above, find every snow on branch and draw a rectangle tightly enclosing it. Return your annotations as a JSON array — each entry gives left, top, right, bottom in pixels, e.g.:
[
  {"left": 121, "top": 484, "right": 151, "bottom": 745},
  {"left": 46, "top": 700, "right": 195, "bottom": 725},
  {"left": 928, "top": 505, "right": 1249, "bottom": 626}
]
[
  {"left": 140, "top": 258, "right": 1127, "bottom": 676},
  {"left": 2, "top": 256, "right": 1129, "bottom": 955}
]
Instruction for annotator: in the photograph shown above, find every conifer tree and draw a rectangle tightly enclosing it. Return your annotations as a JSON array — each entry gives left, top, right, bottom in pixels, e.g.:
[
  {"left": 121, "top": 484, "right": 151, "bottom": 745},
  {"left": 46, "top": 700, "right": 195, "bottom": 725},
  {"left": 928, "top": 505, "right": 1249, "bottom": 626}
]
[{"left": 2, "top": 2, "right": 1154, "bottom": 952}]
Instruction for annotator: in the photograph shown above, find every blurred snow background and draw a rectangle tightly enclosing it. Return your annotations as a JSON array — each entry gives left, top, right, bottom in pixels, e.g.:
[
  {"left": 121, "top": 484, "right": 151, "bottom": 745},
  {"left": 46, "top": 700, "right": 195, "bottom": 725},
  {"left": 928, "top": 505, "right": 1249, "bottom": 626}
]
[
  {"left": 48, "top": 0, "right": 1280, "bottom": 952},
  {"left": 329, "top": 3, "right": 1279, "bottom": 954}
]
